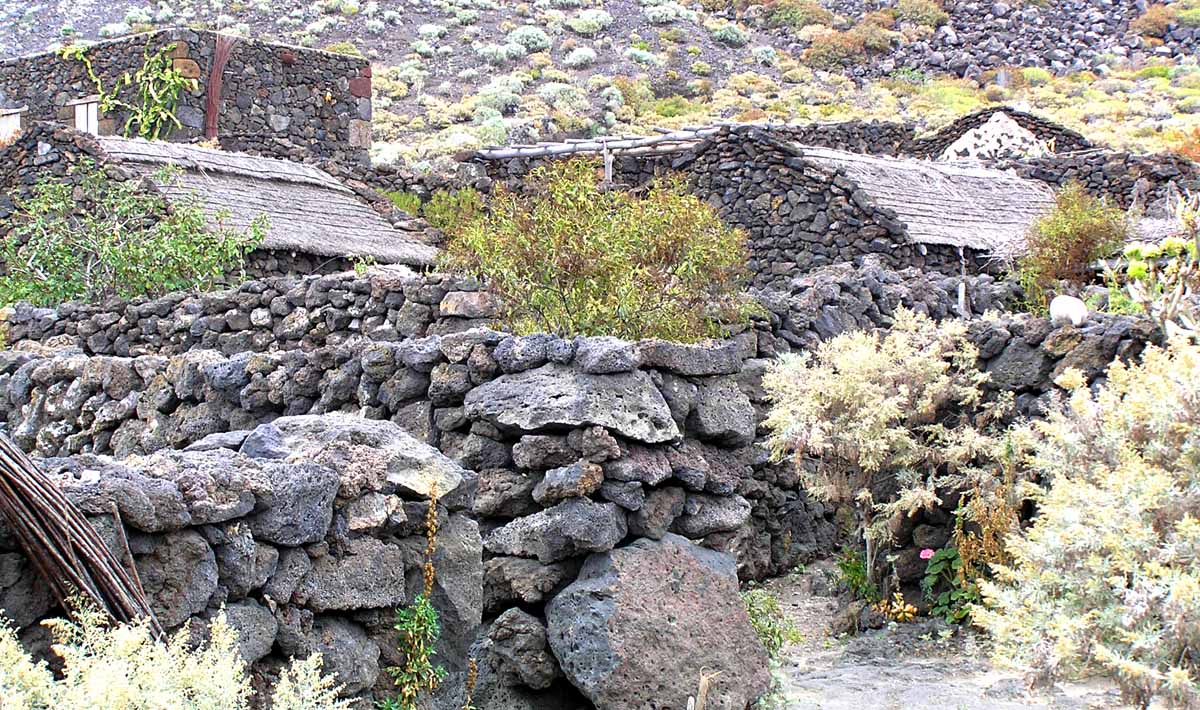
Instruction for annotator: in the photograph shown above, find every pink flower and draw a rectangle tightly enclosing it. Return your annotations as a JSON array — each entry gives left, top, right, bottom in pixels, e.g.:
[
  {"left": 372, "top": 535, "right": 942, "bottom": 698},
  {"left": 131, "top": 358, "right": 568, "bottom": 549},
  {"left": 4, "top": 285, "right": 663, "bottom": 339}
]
[{"left": 920, "top": 548, "right": 935, "bottom": 560}]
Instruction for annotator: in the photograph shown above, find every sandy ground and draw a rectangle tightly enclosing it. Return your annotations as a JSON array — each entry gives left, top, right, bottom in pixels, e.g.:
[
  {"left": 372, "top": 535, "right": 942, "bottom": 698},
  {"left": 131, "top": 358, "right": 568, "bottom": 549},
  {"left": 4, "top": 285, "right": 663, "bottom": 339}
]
[{"left": 761, "top": 565, "right": 1140, "bottom": 710}]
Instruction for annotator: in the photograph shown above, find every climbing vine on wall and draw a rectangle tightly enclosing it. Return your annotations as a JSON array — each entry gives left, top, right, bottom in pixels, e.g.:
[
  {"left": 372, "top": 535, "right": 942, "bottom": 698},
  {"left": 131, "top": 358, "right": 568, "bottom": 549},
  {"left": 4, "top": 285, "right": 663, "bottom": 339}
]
[{"left": 57, "top": 40, "right": 197, "bottom": 140}]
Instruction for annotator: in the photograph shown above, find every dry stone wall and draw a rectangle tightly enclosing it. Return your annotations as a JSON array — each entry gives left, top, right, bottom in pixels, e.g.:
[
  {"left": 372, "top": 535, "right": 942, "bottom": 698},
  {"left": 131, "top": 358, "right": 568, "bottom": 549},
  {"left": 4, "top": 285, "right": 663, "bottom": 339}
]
[
  {"left": 0, "top": 29, "right": 371, "bottom": 164},
  {"left": 1001, "top": 150, "right": 1200, "bottom": 209},
  {"left": 0, "top": 414, "right": 479, "bottom": 706},
  {"left": 0, "top": 329, "right": 779, "bottom": 708}
]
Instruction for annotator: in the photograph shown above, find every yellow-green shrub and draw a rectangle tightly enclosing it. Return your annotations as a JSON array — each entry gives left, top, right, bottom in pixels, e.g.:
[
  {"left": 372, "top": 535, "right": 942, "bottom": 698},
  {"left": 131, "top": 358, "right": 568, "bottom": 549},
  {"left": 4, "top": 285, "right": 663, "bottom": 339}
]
[
  {"left": 1020, "top": 181, "right": 1128, "bottom": 311},
  {"left": 422, "top": 188, "right": 484, "bottom": 232},
  {"left": 975, "top": 341, "right": 1200, "bottom": 709},
  {"left": 895, "top": 0, "right": 949, "bottom": 27},
  {"left": 440, "top": 159, "right": 750, "bottom": 341},
  {"left": 0, "top": 603, "right": 352, "bottom": 709},
  {"left": 766, "top": 0, "right": 834, "bottom": 29}
]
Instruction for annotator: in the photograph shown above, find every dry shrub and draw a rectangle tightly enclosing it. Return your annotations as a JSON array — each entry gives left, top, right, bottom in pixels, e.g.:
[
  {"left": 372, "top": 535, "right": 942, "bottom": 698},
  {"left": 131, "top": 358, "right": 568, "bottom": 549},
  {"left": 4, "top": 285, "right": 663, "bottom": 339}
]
[
  {"left": 441, "top": 158, "right": 751, "bottom": 341},
  {"left": 1131, "top": 4, "right": 1178, "bottom": 37},
  {"left": 1171, "top": 126, "right": 1200, "bottom": 162},
  {"left": 803, "top": 29, "right": 867, "bottom": 68}
]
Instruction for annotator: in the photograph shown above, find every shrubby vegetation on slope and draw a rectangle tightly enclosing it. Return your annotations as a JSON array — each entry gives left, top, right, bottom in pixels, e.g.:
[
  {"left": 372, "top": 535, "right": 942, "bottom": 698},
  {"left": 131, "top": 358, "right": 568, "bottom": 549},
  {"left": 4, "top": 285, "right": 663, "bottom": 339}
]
[
  {"left": 0, "top": 602, "right": 351, "bottom": 710},
  {"left": 0, "top": 160, "right": 264, "bottom": 307},
  {"left": 441, "top": 158, "right": 751, "bottom": 341},
  {"left": 976, "top": 341, "right": 1200, "bottom": 709}
]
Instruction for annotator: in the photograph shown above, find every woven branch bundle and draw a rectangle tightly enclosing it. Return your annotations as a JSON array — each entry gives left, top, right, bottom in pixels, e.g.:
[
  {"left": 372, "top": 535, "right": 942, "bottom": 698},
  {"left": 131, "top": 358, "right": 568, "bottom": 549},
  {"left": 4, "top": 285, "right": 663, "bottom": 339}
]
[{"left": 0, "top": 434, "right": 162, "bottom": 636}]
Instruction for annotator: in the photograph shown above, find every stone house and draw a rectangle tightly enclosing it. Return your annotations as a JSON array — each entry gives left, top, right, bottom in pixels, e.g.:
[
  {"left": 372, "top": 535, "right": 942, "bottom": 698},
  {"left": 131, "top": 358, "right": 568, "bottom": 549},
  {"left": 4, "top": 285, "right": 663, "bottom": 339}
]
[
  {"left": 472, "top": 121, "right": 1060, "bottom": 288},
  {"left": 0, "top": 124, "right": 436, "bottom": 278},
  {"left": 0, "top": 28, "right": 372, "bottom": 164}
]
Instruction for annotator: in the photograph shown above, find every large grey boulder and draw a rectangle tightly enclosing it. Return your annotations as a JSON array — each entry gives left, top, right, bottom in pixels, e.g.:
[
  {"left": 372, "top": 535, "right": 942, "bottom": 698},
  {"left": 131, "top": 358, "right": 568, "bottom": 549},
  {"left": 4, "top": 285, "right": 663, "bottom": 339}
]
[
  {"left": 687, "top": 378, "right": 756, "bottom": 447},
  {"left": 464, "top": 364, "right": 680, "bottom": 444},
  {"left": 546, "top": 534, "right": 770, "bottom": 710},
  {"left": 485, "top": 498, "right": 628, "bottom": 563},
  {"left": 242, "top": 415, "right": 464, "bottom": 500}
]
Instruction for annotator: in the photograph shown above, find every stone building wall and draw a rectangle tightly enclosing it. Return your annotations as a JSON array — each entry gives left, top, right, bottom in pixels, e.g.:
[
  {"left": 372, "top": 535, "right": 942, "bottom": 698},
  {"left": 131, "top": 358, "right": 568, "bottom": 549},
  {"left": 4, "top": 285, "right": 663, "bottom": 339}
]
[
  {"left": 1001, "top": 150, "right": 1200, "bottom": 209},
  {"left": 0, "top": 29, "right": 370, "bottom": 164}
]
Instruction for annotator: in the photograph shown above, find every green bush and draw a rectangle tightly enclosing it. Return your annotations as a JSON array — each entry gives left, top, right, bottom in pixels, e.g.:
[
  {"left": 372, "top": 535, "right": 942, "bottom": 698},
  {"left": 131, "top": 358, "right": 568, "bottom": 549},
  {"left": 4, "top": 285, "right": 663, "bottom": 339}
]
[
  {"left": 422, "top": 188, "right": 484, "bottom": 232},
  {"left": 0, "top": 160, "right": 265, "bottom": 307},
  {"left": 440, "top": 159, "right": 751, "bottom": 341},
  {"left": 895, "top": 0, "right": 949, "bottom": 26},
  {"left": 976, "top": 341, "right": 1200, "bottom": 709},
  {"left": 766, "top": 0, "right": 834, "bottom": 29},
  {"left": 1020, "top": 181, "right": 1128, "bottom": 311},
  {"left": 322, "top": 40, "right": 362, "bottom": 56},
  {"left": 742, "top": 588, "right": 802, "bottom": 659},
  {"left": 386, "top": 190, "right": 423, "bottom": 215},
  {"left": 0, "top": 601, "right": 351, "bottom": 709}
]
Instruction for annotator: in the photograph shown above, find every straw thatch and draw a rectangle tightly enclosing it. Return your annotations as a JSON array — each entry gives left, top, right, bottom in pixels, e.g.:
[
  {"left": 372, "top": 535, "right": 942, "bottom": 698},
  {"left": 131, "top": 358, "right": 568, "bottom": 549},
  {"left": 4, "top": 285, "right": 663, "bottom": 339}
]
[
  {"left": 97, "top": 136, "right": 438, "bottom": 267},
  {"left": 796, "top": 145, "right": 1058, "bottom": 259}
]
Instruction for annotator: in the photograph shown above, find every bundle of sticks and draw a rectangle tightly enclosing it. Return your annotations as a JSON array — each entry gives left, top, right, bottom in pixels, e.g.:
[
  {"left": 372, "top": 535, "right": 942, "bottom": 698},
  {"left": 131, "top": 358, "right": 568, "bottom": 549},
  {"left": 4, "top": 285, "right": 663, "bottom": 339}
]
[{"left": 0, "top": 433, "right": 161, "bottom": 636}]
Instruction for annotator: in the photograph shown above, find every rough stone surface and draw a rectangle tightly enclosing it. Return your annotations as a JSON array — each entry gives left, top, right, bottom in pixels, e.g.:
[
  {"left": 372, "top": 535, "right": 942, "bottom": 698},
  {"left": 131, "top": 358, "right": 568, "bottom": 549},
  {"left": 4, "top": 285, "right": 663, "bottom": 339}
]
[
  {"left": 464, "top": 364, "right": 680, "bottom": 444},
  {"left": 484, "top": 498, "right": 628, "bottom": 563},
  {"left": 546, "top": 534, "right": 771, "bottom": 710}
]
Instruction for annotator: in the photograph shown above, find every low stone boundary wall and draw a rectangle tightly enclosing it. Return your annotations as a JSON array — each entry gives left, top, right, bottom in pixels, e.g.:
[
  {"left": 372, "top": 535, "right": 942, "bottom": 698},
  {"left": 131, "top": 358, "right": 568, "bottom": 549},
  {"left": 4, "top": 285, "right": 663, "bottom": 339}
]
[{"left": 1, "top": 340, "right": 781, "bottom": 707}]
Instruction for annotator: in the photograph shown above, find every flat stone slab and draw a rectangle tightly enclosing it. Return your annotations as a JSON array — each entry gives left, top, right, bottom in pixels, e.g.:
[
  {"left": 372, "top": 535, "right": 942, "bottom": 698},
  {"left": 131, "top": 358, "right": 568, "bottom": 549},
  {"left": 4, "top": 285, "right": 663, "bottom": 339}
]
[{"left": 463, "top": 364, "right": 680, "bottom": 444}]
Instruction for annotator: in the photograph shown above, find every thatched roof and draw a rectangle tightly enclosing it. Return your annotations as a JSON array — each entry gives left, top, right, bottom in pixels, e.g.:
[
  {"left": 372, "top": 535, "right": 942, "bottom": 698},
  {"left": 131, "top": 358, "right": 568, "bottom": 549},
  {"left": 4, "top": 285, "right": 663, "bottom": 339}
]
[
  {"left": 96, "top": 136, "right": 437, "bottom": 267},
  {"left": 796, "top": 145, "right": 1057, "bottom": 259}
]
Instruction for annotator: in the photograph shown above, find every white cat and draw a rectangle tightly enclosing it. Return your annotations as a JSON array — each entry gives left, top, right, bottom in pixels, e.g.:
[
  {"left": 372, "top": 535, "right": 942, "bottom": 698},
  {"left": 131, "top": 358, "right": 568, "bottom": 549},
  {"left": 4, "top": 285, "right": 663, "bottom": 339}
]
[{"left": 1049, "top": 295, "right": 1088, "bottom": 327}]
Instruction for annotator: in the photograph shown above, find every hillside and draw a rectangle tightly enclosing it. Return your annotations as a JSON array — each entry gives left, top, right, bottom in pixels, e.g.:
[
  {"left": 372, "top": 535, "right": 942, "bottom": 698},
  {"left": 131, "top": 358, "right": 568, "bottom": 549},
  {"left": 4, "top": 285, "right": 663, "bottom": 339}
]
[{"left": 4, "top": 0, "right": 1200, "bottom": 167}]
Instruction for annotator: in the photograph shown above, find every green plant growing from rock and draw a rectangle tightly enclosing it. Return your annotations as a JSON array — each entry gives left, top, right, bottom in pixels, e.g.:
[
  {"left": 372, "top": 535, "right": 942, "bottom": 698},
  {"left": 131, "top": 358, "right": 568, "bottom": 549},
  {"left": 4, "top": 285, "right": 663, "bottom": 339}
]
[
  {"left": 380, "top": 487, "right": 446, "bottom": 710},
  {"left": 440, "top": 158, "right": 751, "bottom": 341},
  {"left": 919, "top": 546, "right": 979, "bottom": 624},
  {"left": 58, "top": 41, "right": 198, "bottom": 140},
  {"left": 0, "top": 161, "right": 265, "bottom": 307},
  {"left": 741, "top": 588, "right": 802, "bottom": 659},
  {"left": 1019, "top": 181, "right": 1128, "bottom": 313}
]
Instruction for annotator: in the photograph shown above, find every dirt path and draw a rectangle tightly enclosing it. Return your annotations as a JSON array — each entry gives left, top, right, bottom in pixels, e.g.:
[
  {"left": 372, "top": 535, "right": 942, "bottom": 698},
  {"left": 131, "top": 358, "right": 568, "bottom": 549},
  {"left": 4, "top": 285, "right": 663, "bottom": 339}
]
[{"left": 761, "top": 565, "right": 1140, "bottom": 710}]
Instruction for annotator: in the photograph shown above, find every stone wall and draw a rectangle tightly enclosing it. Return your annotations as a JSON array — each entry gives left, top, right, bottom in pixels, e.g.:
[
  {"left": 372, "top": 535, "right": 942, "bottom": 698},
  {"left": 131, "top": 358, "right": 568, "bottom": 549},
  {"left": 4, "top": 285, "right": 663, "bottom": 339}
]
[
  {"left": 673, "top": 127, "right": 989, "bottom": 288},
  {"left": 0, "top": 29, "right": 370, "bottom": 164},
  {"left": 1003, "top": 150, "right": 1200, "bottom": 209},
  {"left": 0, "top": 414, "right": 478, "bottom": 706},
  {"left": 1, "top": 329, "right": 778, "bottom": 707}
]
